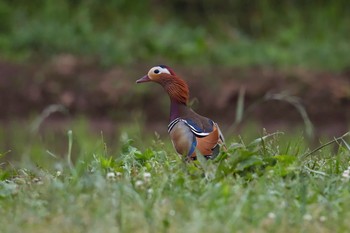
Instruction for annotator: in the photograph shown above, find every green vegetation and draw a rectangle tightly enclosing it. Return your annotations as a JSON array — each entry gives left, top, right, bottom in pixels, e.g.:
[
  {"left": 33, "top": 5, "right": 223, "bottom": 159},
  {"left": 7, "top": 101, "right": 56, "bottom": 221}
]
[
  {"left": 1, "top": 119, "right": 350, "bottom": 232},
  {"left": 0, "top": 0, "right": 349, "bottom": 69},
  {"left": 1, "top": 1, "right": 349, "bottom": 232}
]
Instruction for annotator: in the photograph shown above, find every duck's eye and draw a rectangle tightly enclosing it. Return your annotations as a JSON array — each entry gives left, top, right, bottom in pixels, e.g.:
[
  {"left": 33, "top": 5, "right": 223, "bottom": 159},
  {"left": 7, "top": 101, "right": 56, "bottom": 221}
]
[{"left": 154, "top": 69, "right": 160, "bottom": 74}]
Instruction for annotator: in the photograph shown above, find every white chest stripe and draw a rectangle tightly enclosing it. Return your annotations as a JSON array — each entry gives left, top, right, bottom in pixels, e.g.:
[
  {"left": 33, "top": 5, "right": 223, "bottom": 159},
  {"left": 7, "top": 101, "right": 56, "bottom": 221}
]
[
  {"left": 168, "top": 118, "right": 181, "bottom": 133},
  {"left": 168, "top": 118, "right": 211, "bottom": 137}
]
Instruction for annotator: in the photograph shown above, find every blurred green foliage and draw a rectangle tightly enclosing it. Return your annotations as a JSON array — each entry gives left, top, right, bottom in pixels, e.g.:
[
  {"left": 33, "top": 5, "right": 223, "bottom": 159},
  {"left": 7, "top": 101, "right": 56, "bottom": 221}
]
[
  {"left": 0, "top": 0, "right": 349, "bottom": 69},
  {"left": 0, "top": 118, "right": 350, "bottom": 232}
]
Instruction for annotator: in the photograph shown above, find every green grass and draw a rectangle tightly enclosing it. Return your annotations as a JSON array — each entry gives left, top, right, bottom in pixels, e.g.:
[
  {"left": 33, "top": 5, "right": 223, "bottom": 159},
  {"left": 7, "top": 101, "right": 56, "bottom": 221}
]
[
  {"left": 0, "top": 1, "right": 349, "bottom": 70},
  {"left": 1, "top": 119, "right": 350, "bottom": 232}
]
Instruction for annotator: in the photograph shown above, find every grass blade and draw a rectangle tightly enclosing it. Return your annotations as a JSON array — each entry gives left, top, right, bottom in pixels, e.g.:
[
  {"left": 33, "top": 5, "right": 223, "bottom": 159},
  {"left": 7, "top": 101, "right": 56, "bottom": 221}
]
[
  {"left": 302, "top": 132, "right": 350, "bottom": 158},
  {"left": 235, "top": 87, "right": 246, "bottom": 125}
]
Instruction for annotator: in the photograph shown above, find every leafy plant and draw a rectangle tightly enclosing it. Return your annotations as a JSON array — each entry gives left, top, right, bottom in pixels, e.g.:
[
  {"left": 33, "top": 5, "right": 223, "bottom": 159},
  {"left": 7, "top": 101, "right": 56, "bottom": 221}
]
[{"left": 0, "top": 118, "right": 350, "bottom": 232}]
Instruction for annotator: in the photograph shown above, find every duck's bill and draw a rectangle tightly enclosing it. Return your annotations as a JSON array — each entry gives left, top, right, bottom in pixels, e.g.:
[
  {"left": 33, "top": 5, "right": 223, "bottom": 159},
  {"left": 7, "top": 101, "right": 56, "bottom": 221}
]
[{"left": 136, "top": 75, "right": 151, "bottom": 83}]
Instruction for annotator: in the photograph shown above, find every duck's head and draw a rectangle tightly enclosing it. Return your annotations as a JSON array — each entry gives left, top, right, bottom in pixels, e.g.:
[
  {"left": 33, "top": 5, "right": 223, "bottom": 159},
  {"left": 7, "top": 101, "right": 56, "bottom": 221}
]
[{"left": 136, "top": 65, "right": 189, "bottom": 105}]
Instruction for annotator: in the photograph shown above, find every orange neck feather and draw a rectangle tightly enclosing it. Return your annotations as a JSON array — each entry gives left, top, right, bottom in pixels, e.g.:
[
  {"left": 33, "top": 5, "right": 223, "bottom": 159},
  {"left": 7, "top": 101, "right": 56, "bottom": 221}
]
[{"left": 159, "top": 76, "right": 189, "bottom": 105}]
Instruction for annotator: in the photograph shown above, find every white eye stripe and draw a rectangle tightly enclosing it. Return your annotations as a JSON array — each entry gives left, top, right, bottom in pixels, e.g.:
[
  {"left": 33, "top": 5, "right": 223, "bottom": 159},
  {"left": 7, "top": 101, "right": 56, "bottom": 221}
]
[{"left": 153, "top": 66, "right": 171, "bottom": 74}]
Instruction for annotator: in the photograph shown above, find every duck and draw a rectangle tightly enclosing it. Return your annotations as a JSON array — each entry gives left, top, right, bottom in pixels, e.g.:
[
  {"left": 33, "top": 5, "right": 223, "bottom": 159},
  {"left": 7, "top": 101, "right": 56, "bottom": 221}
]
[{"left": 136, "top": 65, "right": 225, "bottom": 160}]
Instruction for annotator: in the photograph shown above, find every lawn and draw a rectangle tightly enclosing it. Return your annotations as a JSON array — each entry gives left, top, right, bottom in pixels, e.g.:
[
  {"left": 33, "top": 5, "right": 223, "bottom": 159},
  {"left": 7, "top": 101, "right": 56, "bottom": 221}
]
[{"left": 1, "top": 120, "right": 349, "bottom": 233}]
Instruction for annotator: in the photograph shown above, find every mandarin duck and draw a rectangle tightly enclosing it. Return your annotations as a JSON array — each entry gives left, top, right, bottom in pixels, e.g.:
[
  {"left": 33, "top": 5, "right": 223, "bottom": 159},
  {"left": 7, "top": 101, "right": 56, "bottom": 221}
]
[{"left": 136, "top": 65, "right": 225, "bottom": 160}]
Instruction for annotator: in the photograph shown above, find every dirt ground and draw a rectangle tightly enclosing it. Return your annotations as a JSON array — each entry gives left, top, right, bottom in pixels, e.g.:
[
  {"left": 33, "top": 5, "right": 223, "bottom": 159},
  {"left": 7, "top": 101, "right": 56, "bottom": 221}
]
[{"left": 0, "top": 55, "right": 349, "bottom": 137}]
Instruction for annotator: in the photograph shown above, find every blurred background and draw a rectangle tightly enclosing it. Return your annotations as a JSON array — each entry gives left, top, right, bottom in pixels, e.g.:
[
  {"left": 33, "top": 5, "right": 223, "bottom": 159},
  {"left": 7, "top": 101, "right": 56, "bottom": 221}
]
[{"left": 0, "top": 0, "right": 349, "bottom": 162}]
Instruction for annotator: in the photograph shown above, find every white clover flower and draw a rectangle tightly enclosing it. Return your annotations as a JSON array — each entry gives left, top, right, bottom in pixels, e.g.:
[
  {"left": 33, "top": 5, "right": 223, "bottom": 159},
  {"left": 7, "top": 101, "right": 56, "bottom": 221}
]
[
  {"left": 342, "top": 167, "right": 350, "bottom": 181},
  {"left": 143, "top": 172, "right": 151, "bottom": 182},
  {"left": 268, "top": 212, "right": 276, "bottom": 219},
  {"left": 106, "top": 172, "right": 116, "bottom": 180},
  {"left": 319, "top": 216, "right": 327, "bottom": 222},
  {"left": 135, "top": 180, "right": 144, "bottom": 188},
  {"left": 147, "top": 188, "right": 153, "bottom": 196},
  {"left": 56, "top": 170, "right": 62, "bottom": 177},
  {"left": 169, "top": 210, "right": 176, "bottom": 216},
  {"left": 303, "top": 214, "right": 312, "bottom": 221}
]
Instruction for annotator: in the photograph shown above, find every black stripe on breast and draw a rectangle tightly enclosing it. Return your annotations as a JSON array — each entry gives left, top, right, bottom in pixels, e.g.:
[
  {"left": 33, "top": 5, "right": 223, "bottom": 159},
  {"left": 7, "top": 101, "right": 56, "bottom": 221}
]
[{"left": 167, "top": 118, "right": 180, "bottom": 133}]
